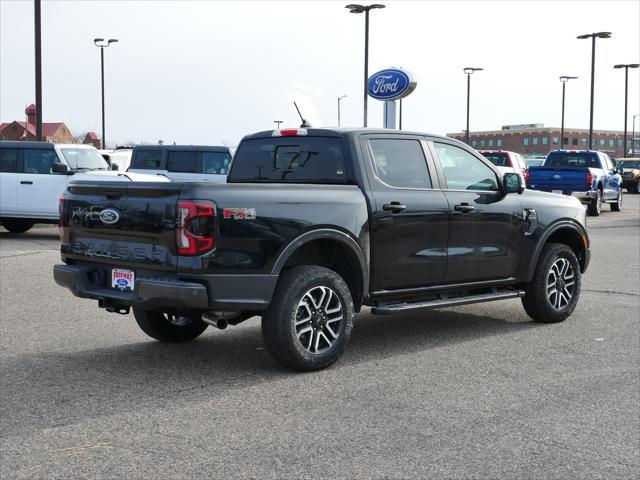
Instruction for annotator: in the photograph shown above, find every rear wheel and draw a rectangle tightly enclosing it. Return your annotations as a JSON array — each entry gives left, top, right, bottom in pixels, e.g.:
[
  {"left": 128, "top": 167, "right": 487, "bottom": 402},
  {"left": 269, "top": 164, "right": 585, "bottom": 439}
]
[
  {"left": 2, "top": 219, "right": 34, "bottom": 233},
  {"left": 133, "top": 309, "right": 208, "bottom": 342},
  {"left": 587, "top": 189, "right": 602, "bottom": 216},
  {"left": 610, "top": 189, "right": 622, "bottom": 211},
  {"left": 262, "top": 266, "right": 354, "bottom": 371},
  {"left": 522, "top": 243, "right": 581, "bottom": 323}
]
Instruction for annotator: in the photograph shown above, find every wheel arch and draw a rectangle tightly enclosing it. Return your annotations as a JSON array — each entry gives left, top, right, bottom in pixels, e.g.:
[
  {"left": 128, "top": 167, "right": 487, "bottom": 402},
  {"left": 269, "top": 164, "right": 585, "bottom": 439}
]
[
  {"left": 271, "top": 229, "right": 369, "bottom": 311},
  {"left": 526, "top": 221, "right": 589, "bottom": 281}
]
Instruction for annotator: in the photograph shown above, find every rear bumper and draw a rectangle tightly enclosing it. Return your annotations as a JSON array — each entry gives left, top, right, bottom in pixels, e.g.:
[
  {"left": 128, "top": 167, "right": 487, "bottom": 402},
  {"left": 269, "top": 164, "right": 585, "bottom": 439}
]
[
  {"left": 53, "top": 264, "right": 277, "bottom": 311},
  {"left": 570, "top": 191, "right": 597, "bottom": 202}
]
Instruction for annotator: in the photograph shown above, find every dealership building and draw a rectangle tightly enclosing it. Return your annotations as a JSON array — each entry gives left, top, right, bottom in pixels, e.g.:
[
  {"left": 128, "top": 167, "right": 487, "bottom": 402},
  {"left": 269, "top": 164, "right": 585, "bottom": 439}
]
[{"left": 447, "top": 123, "right": 639, "bottom": 158}]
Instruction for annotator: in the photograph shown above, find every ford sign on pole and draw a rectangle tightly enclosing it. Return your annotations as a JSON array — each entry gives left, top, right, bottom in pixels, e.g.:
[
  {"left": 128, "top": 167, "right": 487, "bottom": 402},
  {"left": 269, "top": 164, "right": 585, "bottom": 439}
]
[
  {"left": 367, "top": 68, "right": 417, "bottom": 101},
  {"left": 367, "top": 68, "right": 417, "bottom": 129}
]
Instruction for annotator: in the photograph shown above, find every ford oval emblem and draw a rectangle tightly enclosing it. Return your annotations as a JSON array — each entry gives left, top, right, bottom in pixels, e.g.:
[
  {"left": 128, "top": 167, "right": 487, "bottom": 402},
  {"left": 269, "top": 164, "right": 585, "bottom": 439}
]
[
  {"left": 367, "top": 68, "right": 417, "bottom": 101},
  {"left": 99, "top": 208, "right": 120, "bottom": 225}
]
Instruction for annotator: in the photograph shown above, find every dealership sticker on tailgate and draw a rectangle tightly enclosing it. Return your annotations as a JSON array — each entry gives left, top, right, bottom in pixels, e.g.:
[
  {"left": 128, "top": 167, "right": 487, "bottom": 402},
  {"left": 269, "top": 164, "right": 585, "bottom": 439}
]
[{"left": 112, "top": 268, "right": 135, "bottom": 290}]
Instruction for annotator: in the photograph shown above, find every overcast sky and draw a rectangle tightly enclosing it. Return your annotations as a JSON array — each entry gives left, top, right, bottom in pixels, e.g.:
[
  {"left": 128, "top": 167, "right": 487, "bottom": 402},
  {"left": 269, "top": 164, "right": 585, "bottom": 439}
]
[{"left": 1, "top": 0, "right": 639, "bottom": 147}]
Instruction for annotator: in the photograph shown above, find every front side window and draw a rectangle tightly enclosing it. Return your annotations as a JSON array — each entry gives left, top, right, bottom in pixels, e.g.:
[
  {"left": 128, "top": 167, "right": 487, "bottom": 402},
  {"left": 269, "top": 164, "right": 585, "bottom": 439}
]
[
  {"left": 0, "top": 148, "right": 18, "bottom": 172},
  {"left": 60, "top": 148, "right": 109, "bottom": 171},
  {"left": 23, "top": 149, "right": 59, "bottom": 174},
  {"left": 434, "top": 142, "right": 498, "bottom": 191},
  {"left": 369, "top": 139, "right": 431, "bottom": 189},
  {"left": 202, "top": 151, "right": 232, "bottom": 174},
  {"left": 167, "top": 151, "right": 197, "bottom": 172},
  {"left": 131, "top": 149, "right": 162, "bottom": 169}
]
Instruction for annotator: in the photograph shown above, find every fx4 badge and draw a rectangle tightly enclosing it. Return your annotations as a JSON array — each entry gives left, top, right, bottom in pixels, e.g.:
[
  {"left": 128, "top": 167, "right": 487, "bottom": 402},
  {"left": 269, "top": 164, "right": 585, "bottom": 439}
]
[{"left": 223, "top": 208, "right": 256, "bottom": 220}]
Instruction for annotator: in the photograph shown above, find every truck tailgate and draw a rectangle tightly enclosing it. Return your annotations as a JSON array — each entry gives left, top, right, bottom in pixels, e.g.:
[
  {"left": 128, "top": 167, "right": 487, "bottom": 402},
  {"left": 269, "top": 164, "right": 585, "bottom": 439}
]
[
  {"left": 528, "top": 166, "right": 590, "bottom": 191},
  {"left": 60, "top": 182, "right": 183, "bottom": 272}
]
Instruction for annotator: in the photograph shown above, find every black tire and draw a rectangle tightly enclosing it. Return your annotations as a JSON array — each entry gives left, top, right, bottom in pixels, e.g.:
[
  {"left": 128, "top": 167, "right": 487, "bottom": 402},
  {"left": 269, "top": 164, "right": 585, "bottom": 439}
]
[
  {"left": 610, "top": 189, "right": 622, "bottom": 211},
  {"left": 262, "top": 265, "right": 354, "bottom": 371},
  {"left": 2, "top": 219, "right": 34, "bottom": 233},
  {"left": 133, "top": 309, "right": 208, "bottom": 342},
  {"left": 633, "top": 178, "right": 640, "bottom": 194},
  {"left": 587, "top": 188, "right": 602, "bottom": 216},
  {"left": 522, "top": 243, "right": 581, "bottom": 323}
]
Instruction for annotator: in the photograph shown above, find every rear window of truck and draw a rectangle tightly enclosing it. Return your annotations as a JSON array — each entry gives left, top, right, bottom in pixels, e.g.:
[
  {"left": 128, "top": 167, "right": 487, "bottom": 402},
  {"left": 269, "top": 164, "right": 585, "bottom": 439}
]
[
  {"left": 228, "top": 137, "right": 347, "bottom": 183},
  {"left": 131, "top": 149, "right": 162, "bottom": 169},
  {"left": 545, "top": 153, "right": 599, "bottom": 168}
]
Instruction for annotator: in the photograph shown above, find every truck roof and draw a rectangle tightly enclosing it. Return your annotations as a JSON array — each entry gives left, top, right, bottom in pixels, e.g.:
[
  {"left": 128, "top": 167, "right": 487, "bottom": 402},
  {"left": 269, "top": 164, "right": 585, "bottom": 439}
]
[{"left": 242, "top": 127, "right": 452, "bottom": 142}]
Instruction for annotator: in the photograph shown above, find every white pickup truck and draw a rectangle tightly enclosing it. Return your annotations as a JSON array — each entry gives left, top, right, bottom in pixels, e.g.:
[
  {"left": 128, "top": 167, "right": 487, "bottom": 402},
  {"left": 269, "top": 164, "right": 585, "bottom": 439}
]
[{"left": 0, "top": 141, "right": 166, "bottom": 233}]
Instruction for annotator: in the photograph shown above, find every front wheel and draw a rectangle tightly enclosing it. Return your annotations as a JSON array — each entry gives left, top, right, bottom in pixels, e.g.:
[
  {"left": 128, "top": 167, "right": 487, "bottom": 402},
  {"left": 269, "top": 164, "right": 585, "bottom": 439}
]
[
  {"left": 522, "top": 243, "right": 581, "bottom": 323},
  {"left": 587, "top": 189, "right": 602, "bottom": 216},
  {"left": 610, "top": 189, "right": 622, "bottom": 211},
  {"left": 262, "top": 266, "right": 354, "bottom": 371},
  {"left": 133, "top": 309, "right": 208, "bottom": 342},
  {"left": 2, "top": 219, "right": 34, "bottom": 233}
]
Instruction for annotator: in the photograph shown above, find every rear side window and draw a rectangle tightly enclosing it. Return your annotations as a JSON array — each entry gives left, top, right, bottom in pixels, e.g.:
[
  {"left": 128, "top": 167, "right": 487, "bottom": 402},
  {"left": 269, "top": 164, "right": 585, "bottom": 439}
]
[
  {"left": 369, "top": 139, "right": 432, "bottom": 188},
  {"left": 229, "top": 137, "right": 346, "bottom": 183},
  {"left": 0, "top": 148, "right": 18, "bottom": 172},
  {"left": 23, "top": 149, "right": 59, "bottom": 174},
  {"left": 545, "top": 153, "right": 599, "bottom": 168},
  {"left": 131, "top": 149, "right": 162, "bottom": 169},
  {"left": 202, "top": 151, "right": 232, "bottom": 174},
  {"left": 481, "top": 152, "right": 511, "bottom": 167},
  {"left": 167, "top": 151, "right": 197, "bottom": 172}
]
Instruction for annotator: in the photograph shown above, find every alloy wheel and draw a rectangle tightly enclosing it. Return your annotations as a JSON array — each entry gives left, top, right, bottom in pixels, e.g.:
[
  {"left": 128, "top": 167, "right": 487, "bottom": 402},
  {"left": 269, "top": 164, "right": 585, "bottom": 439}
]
[
  {"left": 294, "top": 286, "right": 343, "bottom": 354},
  {"left": 546, "top": 258, "right": 576, "bottom": 310}
]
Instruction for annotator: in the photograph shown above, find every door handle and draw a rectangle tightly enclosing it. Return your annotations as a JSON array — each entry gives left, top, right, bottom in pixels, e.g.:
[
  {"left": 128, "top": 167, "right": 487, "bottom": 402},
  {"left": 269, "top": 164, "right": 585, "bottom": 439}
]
[
  {"left": 20, "top": 181, "right": 33, "bottom": 185},
  {"left": 383, "top": 202, "right": 407, "bottom": 213},
  {"left": 454, "top": 203, "right": 475, "bottom": 213}
]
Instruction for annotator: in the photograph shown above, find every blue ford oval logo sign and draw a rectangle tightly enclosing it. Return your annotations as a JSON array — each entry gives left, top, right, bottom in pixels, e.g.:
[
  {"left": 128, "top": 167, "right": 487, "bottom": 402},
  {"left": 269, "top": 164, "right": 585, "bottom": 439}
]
[
  {"left": 99, "top": 209, "right": 120, "bottom": 225},
  {"left": 367, "top": 68, "right": 417, "bottom": 101}
]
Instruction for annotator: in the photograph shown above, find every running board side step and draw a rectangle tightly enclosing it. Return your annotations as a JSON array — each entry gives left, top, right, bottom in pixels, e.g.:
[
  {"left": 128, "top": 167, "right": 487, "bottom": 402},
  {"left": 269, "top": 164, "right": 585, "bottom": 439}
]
[{"left": 371, "top": 289, "right": 525, "bottom": 315}]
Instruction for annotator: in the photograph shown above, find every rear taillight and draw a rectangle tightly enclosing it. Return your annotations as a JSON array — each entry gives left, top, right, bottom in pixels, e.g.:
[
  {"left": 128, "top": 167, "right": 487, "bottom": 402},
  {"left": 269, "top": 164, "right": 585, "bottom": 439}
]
[
  {"left": 58, "top": 196, "right": 65, "bottom": 241},
  {"left": 585, "top": 172, "right": 594, "bottom": 188},
  {"left": 522, "top": 168, "right": 530, "bottom": 185},
  {"left": 176, "top": 201, "right": 216, "bottom": 255}
]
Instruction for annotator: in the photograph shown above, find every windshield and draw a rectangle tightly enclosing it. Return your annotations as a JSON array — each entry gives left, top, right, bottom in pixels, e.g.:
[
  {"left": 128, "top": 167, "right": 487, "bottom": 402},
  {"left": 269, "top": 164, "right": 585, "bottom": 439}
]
[
  {"left": 60, "top": 147, "right": 109, "bottom": 170},
  {"left": 620, "top": 160, "right": 640, "bottom": 169},
  {"left": 481, "top": 152, "right": 511, "bottom": 167},
  {"left": 60, "top": 148, "right": 109, "bottom": 171}
]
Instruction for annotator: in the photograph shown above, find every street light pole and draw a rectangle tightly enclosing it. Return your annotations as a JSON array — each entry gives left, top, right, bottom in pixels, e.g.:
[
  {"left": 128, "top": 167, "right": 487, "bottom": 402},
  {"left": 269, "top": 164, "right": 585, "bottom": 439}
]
[
  {"left": 94, "top": 38, "right": 118, "bottom": 149},
  {"left": 337, "top": 95, "right": 347, "bottom": 126},
  {"left": 613, "top": 64, "right": 639, "bottom": 158},
  {"left": 577, "top": 32, "right": 611, "bottom": 149},
  {"left": 345, "top": 4, "right": 385, "bottom": 128},
  {"left": 34, "top": 0, "right": 42, "bottom": 141},
  {"left": 559, "top": 76, "right": 578, "bottom": 149},
  {"left": 463, "top": 67, "right": 483, "bottom": 145}
]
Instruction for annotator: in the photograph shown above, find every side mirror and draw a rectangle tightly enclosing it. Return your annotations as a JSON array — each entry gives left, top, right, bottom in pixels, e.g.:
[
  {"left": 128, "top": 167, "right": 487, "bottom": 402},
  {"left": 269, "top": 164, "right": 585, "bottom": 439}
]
[
  {"left": 51, "top": 163, "right": 69, "bottom": 174},
  {"left": 503, "top": 172, "right": 524, "bottom": 194},
  {"left": 111, "top": 163, "right": 119, "bottom": 171}
]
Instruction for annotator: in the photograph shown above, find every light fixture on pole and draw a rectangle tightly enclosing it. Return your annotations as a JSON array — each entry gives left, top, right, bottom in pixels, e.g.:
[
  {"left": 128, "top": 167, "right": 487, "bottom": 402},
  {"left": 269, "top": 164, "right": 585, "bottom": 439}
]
[
  {"left": 463, "top": 67, "right": 483, "bottom": 145},
  {"left": 632, "top": 113, "right": 639, "bottom": 157},
  {"left": 274, "top": 120, "right": 283, "bottom": 130},
  {"left": 337, "top": 95, "right": 347, "bottom": 126},
  {"left": 94, "top": 38, "right": 118, "bottom": 149},
  {"left": 345, "top": 3, "right": 386, "bottom": 127},
  {"left": 559, "top": 76, "right": 578, "bottom": 149},
  {"left": 613, "top": 63, "right": 639, "bottom": 158},
  {"left": 577, "top": 31, "right": 611, "bottom": 149}
]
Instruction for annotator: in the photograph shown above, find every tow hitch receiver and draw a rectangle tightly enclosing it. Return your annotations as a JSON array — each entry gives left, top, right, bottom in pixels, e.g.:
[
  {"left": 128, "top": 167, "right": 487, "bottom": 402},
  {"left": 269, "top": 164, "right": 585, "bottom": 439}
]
[{"left": 98, "top": 298, "right": 131, "bottom": 315}]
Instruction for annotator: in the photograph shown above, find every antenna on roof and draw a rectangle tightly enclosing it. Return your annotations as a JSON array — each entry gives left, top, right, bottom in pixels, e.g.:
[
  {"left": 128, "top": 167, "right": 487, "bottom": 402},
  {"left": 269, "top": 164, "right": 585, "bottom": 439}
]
[{"left": 293, "top": 101, "right": 311, "bottom": 128}]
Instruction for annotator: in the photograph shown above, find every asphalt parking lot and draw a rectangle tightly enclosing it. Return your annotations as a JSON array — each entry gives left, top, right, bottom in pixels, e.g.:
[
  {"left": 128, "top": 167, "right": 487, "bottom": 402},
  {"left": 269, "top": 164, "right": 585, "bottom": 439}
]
[{"left": 1, "top": 195, "right": 638, "bottom": 479}]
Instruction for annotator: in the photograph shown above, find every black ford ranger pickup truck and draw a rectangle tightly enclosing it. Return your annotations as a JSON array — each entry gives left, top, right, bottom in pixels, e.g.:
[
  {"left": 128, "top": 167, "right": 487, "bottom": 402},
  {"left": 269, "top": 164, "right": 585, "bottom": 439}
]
[{"left": 54, "top": 128, "right": 590, "bottom": 371}]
